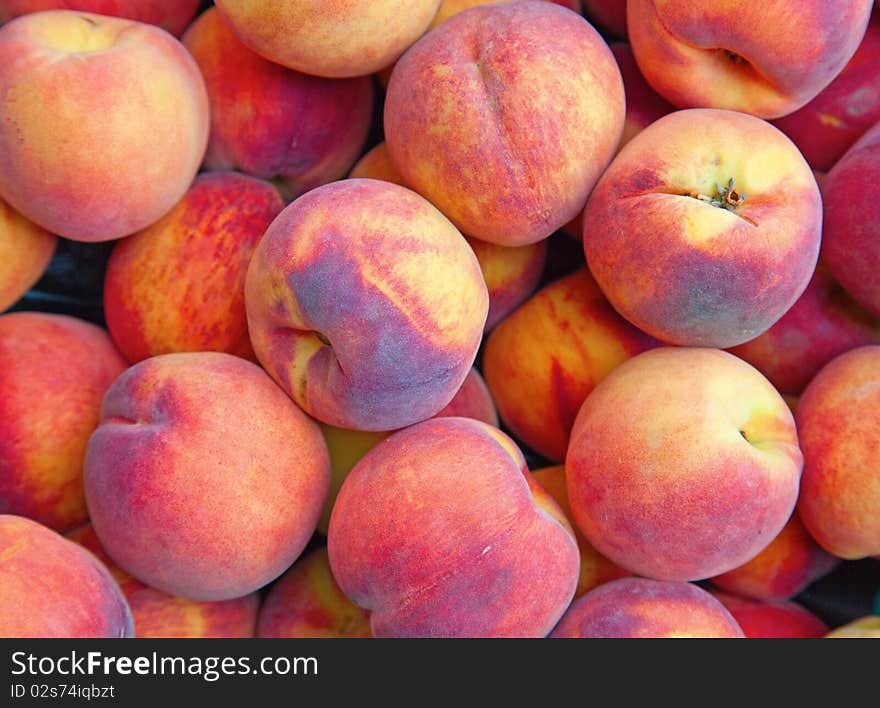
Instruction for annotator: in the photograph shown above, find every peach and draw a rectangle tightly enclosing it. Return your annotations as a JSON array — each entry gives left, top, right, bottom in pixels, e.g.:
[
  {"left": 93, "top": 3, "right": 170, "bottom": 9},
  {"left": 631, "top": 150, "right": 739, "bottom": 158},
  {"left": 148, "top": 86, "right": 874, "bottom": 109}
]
[
  {"left": 103, "top": 171, "right": 284, "bottom": 364},
  {"left": 581, "top": 0, "right": 626, "bottom": 37},
  {"left": 611, "top": 43, "right": 675, "bottom": 149},
  {"left": 483, "top": 268, "right": 657, "bottom": 462},
  {"left": 68, "top": 523, "right": 259, "bottom": 638},
  {"left": 214, "top": 0, "right": 442, "bottom": 78},
  {"left": 711, "top": 591, "right": 828, "bottom": 639},
  {"left": 825, "top": 616, "right": 880, "bottom": 638},
  {"left": 327, "top": 417, "right": 580, "bottom": 637},
  {"left": 532, "top": 466, "right": 631, "bottom": 597},
  {"left": 385, "top": 1, "right": 625, "bottom": 247},
  {"left": 566, "top": 347, "right": 804, "bottom": 582},
  {"left": 349, "top": 142, "right": 546, "bottom": 330},
  {"left": 0, "top": 10, "right": 209, "bottom": 242},
  {"left": 0, "top": 312, "right": 126, "bottom": 532},
  {"left": 583, "top": 109, "right": 822, "bottom": 348},
  {"left": 0, "top": 514, "right": 133, "bottom": 638},
  {"left": 710, "top": 513, "right": 840, "bottom": 602},
  {"left": 0, "top": 1, "right": 200, "bottom": 35},
  {"left": 727, "top": 262, "right": 880, "bottom": 396},
  {"left": 821, "top": 121, "right": 880, "bottom": 318},
  {"left": 0, "top": 197, "right": 56, "bottom": 313},
  {"left": 550, "top": 577, "right": 744, "bottom": 638},
  {"left": 84, "top": 352, "right": 330, "bottom": 601},
  {"left": 772, "top": 14, "right": 880, "bottom": 171},
  {"left": 257, "top": 547, "right": 371, "bottom": 638},
  {"left": 796, "top": 346, "right": 880, "bottom": 559},
  {"left": 315, "top": 366, "right": 498, "bottom": 535},
  {"left": 628, "top": 0, "right": 873, "bottom": 119},
  {"left": 245, "top": 178, "right": 488, "bottom": 432},
  {"left": 182, "top": 8, "right": 373, "bottom": 201}
]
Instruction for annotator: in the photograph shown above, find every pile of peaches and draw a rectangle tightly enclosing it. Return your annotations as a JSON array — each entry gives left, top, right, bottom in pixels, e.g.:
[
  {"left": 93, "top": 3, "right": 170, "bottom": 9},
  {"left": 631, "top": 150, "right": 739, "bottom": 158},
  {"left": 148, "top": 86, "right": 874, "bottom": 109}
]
[{"left": 1, "top": 0, "right": 879, "bottom": 640}]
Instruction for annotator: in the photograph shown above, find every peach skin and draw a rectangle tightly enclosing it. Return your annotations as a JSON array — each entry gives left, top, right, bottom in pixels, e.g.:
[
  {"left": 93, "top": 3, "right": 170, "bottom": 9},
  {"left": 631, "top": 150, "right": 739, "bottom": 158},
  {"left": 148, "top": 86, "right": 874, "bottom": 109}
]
[
  {"left": 0, "top": 1, "right": 201, "bottom": 36},
  {"left": 483, "top": 268, "right": 658, "bottom": 463},
  {"left": 385, "top": 1, "right": 625, "bottom": 247},
  {"left": 711, "top": 591, "right": 828, "bottom": 639},
  {"left": 183, "top": 8, "right": 373, "bottom": 201},
  {"left": 796, "top": 346, "right": 880, "bottom": 560},
  {"left": 611, "top": 43, "right": 675, "bottom": 149},
  {"left": 627, "top": 0, "right": 873, "bottom": 119},
  {"left": 532, "top": 466, "right": 631, "bottom": 597},
  {"left": 566, "top": 347, "right": 804, "bottom": 582},
  {"left": 0, "top": 197, "right": 56, "bottom": 313},
  {"left": 348, "top": 142, "right": 546, "bottom": 331},
  {"left": 821, "top": 121, "right": 880, "bottom": 318},
  {"left": 825, "top": 616, "right": 880, "bottom": 638},
  {"left": 727, "top": 262, "right": 880, "bottom": 396},
  {"left": 214, "top": 0, "right": 442, "bottom": 78},
  {"left": 84, "top": 352, "right": 331, "bottom": 601},
  {"left": 327, "top": 417, "right": 580, "bottom": 638},
  {"left": 244, "top": 178, "right": 488, "bottom": 432},
  {"left": 710, "top": 513, "right": 840, "bottom": 602},
  {"left": 68, "top": 524, "right": 260, "bottom": 639},
  {"left": 583, "top": 108, "right": 822, "bottom": 348},
  {"left": 257, "top": 547, "right": 371, "bottom": 638},
  {"left": 0, "top": 312, "right": 126, "bottom": 532},
  {"left": 0, "top": 10, "right": 209, "bottom": 242},
  {"left": 103, "top": 171, "right": 284, "bottom": 364},
  {"left": 0, "top": 514, "right": 133, "bottom": 638},
  {"left": 550, "top": 577, "right": 744, "bottom": 638}
]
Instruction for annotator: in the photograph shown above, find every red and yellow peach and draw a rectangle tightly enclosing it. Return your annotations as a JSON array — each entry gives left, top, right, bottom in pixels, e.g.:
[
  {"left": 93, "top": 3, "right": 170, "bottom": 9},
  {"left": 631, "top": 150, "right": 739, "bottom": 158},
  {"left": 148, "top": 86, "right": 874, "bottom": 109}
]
[
  {"left": 0, "top": 197, "right": 55, "bottom": 313},
  {"left": 711, "top": 591, "right": 828, "bottom": 638},
  {"left": 0, "top": 1, "right": 201, "bottom": 36}
]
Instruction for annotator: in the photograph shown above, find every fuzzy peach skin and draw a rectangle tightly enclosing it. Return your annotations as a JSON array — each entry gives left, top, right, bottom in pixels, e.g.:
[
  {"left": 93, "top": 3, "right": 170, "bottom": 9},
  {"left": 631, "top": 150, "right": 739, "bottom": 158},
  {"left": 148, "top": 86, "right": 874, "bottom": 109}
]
[
  {"left": 727, "top": 262, "right": 880, "bottom": 396},
  {"left": 627, "top": 0, "right": 873, "bottom": 120},
  {"left": 772, "top": 14, "right": 880, "bottom": 172},
  {"left": 183, "top": 8, "right": 373, "bottom": 201},
  {"left": 825, "top": 616, "right": 880, "bottom": 638},
  {"left": 711, "top": 591, "right": 828, "bottom": 639},
  {"left": 582, "top": 0, "right": 625, "bottom": 37},
  {"left": 257, "top": 547, "right": 371, "bottom": 638},
  {"left": 611, "top": 43, "right": 675, "bottom": 148},
  {"left": 710, "top": 513, "right": 839, "bottom": 602},
  {"left": 584, "top": 109, "right": 822, "bottom": 348},
  {"left": 822, "top": 121, "right": 880, "bottom": 318},
  {"left": 245, "top": 178, "right": 488, "bottom": 432},
  {"left": 551, "top": 577, "right": 744, "bottom": 638},
  {"left": 0, "top": 313, "right": 126, "bottom": 532},
  {"left": 796, "top": 346, "right": 880, "bottom": 559},
  {"left": 328, "top": 417, "right": 580, "bottom": 638},
  {"left": 0, "top": 11, "right": 209, "bottom": 243},
  {"left": 68, "top": 524, "right": 259, "bottom": 638},
  {"left": 0, "top": 515, "right": 133, "bottom": 638},
  {"left": 214, "top": 0, "right": 441, "bottom": 78},
  {"left": 0, "top": 197, "right": 55, "bottom": 312},
  {"left": 567, "top": 347, "right": 804, "bottom": 582},
  {"left": 0, "top": 1, "right": 200, "bottom": 35},
  {"left": 483, "top": 268, "right": 657, "bottom": 463},
  {"left": 532, "top": 466, "right": 631, "bottom": 597},
  {"left": 349, "top": 143, "right": 546, "bottom": 330},
  {"left": 315, "top": 367, "right": 498, "bottom": 535},
  {"left": 385, "top": 1, "right": 624, "bottom": 247},
  {"left": 84, "top": 352, "right": 331, "bottom": 601},
  {"left": 103, "top": 172, "right": 284, "bottom": 364}
]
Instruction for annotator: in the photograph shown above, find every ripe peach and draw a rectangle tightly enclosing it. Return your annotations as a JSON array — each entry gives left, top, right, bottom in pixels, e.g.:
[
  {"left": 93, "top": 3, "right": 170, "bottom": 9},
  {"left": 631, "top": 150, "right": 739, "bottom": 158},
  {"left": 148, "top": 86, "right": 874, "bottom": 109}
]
[
  {"left": 0, "top": 10, "right": 209, "bottom": 242},
  {"left": 84, "top": 352, "right": 331, "bottom": 601},
  {"left": 566, "top": 347, "right": 803, "bottom": 582},
  {"left": 611, "top": 43, "right": 675, "bottom": 149},
  {"left": 103, "top": 171, "right": 284, "bottom": 364},
  {"left": 796, "top": 346, "right": 880, "bottom": 559},
  {"left": 0, "top": 514, "right": 133, "bottom": 638},
  {"left": 257, "top": 548, "right": 371, "bottom": 638},
  {"left": 328, "top": 418, "right": 580, "bottom": 637},
  {"left": 583, "top": 109, "right": 822, "bottom": 348},
  {"left": 245, "top": 178, "right": 488, "bottom": 432},
  {"left": 0, "top": 1, "right": 200, "bottom": 35},
  {"left": 628, "top": 0, "right": 873, "bottom": 119},
  {"left": 711, "top": 591, "right": 828, "bottom": 638},
  {"left": 551, "top": 577, "right": 744, "bottom": 638},
  {"left": 385, "top": 1, "right": 625, "bottom": 247},
  {"left": 182, "top": 8, "right": 373, "bottom": 200},
  {"left": 825, "top": 616, "right": 880, "bottom": 638},
  {"left": 0, "top": 197, "right": 55, "bottom": 313},
  {"left": 214, "top": 0, "right": 442, "bottom": 78},
  {"left": 483, "top": 268, "right": 657, "bottom": 463},
  {"left": 0, "top": 312, "right": 126, "bottom": 532}
]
